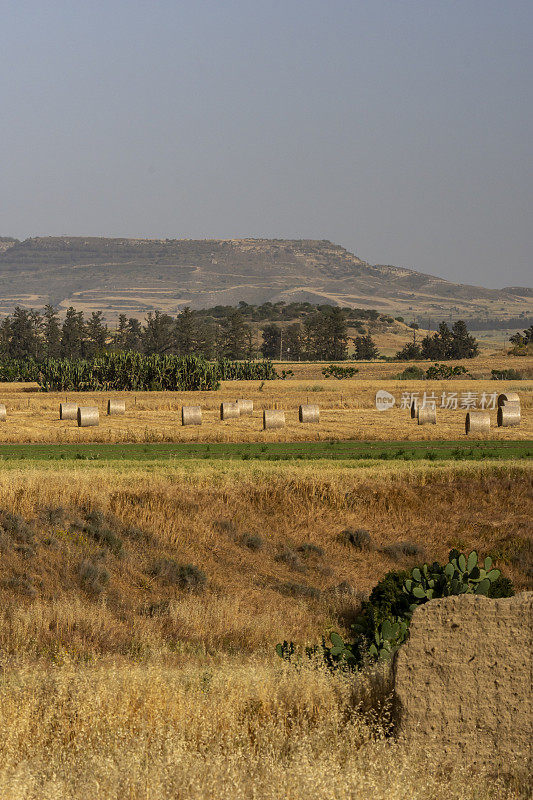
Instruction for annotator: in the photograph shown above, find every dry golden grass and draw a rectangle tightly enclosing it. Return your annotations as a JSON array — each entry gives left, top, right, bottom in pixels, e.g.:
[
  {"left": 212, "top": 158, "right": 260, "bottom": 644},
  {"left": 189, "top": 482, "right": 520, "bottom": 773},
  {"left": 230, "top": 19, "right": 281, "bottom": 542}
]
[
  {"left": 0, "top": 657, "right": 529, "bottom": 800},
  {"left": 0, "top": 461, "right": 530, "bottom": 661},
  {"left": 0, "top": 371, "right": 531, "bottom": 442},
  {"left": 0, "top": 460, "right": 531, "bottom": 798}
]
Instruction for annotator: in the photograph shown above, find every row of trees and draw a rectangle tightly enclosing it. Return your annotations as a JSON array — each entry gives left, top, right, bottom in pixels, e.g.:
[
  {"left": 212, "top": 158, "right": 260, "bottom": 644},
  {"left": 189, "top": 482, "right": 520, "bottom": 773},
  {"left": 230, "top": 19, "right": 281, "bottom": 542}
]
[
  {"left": 259, "top": 307, "right": 378, "bottom": 361},
  {"left": 0, "top": 306, "right": 253, "bottom": 361},
  {"left": 395, "top": 321, "right": 479, "bottom": 360},
  {"left": 0, "top": 305, "right": 380, "bottom": 362},
  {"left": 0, "top": 305, "right": 480, "bottom": 363}
]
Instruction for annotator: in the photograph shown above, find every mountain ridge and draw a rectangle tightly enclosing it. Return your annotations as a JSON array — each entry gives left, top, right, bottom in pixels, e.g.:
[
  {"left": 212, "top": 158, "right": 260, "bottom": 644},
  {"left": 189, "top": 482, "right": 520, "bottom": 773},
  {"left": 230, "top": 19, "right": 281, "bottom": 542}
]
[{"left": 0, "top": 236, "right": 530, "bottom": 321}]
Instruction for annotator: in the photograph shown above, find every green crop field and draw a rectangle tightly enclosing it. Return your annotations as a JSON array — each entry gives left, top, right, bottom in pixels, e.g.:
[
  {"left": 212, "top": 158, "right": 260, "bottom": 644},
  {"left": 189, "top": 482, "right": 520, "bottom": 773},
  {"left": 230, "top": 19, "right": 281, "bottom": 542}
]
[{"left": 0, "top": 439, "right": 530, "bottom": 462}]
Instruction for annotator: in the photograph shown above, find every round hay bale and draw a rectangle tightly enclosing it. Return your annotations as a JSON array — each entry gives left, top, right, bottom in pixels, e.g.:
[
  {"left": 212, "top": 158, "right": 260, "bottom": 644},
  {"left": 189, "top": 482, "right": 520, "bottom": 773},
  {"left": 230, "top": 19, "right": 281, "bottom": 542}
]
[
  {"left": 0, "top": 404, "right": 6, "bottom": 422},
  {"left": 299, "top": 404, "right": 320, "bottom": 423},
  {"left": 417, "top": 406, "right": 436, "bottom": 425},
  {"left": 236, "top": 399, "right": 254, "bottom": 416},
  {"left": 465, "top": 410, "right": 490, "bottom": 434},
  {"left": 77, "top": 407, "right": 99, "bottom": 427},
  {"left": 107, "top": 399, "right": 126, "bottom": 415},
  {"left": 220, "top": 402, "right": 240, "bottom": 420},
  {"left": 500, "top": 399, "right": 520, "bottom": 410},
  {"left": 410, "top": 398, "right": 419, "bottom": 418},
  {"left": 60, "top": 402, "right": 78, "bottom": 420},
  {"left": 497, "top": 392, "right": 520, "bottom": 407},
  {"left": 497, "top": 405, "right": 521, "bottom": 427},
  {"left": 182, "top": 405, "right": 202, "bottom": 426},
  {"left": 263, "top": 410, "right": 285, "bottom": 430}
]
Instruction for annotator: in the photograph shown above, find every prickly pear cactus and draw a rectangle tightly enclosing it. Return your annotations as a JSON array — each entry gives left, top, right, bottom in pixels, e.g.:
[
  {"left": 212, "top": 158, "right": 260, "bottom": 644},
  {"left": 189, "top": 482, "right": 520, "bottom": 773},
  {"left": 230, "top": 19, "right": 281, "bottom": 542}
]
[
  {"left": 368, "top": 617, "right": 410, "bottom": 661},
  {"left": 445, "top": 549, "right": 500, "bottom": 595},
  {"left": 403, "top": 550, "right": 501, "bottom": 609}
]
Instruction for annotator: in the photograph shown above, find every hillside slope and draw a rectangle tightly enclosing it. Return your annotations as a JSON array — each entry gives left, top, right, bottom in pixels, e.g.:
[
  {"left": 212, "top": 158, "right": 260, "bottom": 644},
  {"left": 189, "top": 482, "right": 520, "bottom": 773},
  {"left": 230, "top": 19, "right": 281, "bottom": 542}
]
[{"left": 0, "top": 236, "right": 530, "bottom": 320}]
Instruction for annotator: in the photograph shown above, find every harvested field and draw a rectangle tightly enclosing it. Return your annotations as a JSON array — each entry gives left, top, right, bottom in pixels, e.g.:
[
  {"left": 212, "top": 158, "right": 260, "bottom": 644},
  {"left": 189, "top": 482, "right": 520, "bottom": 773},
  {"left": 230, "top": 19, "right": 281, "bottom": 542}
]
[{"left": 0, "top": 375, "right": 531, "bottom": 442}]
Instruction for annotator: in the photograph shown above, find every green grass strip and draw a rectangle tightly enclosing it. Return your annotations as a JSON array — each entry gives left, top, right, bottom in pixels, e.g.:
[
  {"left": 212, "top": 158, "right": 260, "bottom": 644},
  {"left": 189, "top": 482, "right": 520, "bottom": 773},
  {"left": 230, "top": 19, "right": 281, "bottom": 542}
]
[{"left": 0, "top": 441, "right": 531, "bottom": 462}]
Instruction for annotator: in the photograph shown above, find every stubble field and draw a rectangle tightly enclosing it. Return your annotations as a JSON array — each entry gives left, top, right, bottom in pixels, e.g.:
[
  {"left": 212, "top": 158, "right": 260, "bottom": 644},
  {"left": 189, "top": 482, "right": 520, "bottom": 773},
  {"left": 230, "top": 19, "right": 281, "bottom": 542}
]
[{"left": 0, "top": 377, "right": 531, "bottom": 444}]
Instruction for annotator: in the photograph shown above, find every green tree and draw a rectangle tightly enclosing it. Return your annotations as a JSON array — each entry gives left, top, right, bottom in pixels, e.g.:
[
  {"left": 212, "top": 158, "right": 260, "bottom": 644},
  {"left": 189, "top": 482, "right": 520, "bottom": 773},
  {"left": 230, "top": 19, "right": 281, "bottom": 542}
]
[
  {"left": 143, "top": 311, "right": 175, "bottom": 354},
  {"left": 395, "top": 342, "right": 422, "bottom": 360},
  {"left": 421, "top": 320, "right": 478, "bottom": 359},
  {"left": 284, "top": 323, "right": 304, "bottom": 361},
  {"left": 450, "top": 320, "right": 479, "bottom": 358},
  {"left": 9, "top": 307, "right": 42, "bottom": 359},
  {"left": 261, "top": 324, "right": 281, "bottom": 359},
  {"left": 125, "top": 318, "right": 143, "bottom": 352},
  {"left": 194, "top": 318, "right": 217, "bottom": 359},
  {"left": 84, "top": 311, "right": 108, "bottom": 357},
  {"left": 421, "top": 322, "right": 452, "bottom": 359},
  {"left": 353, "top": 334, "right": 379, "bottom": 360},
  {"left": 218, "top": 311, "right": 250, "bottom": 359},
  {"left": 326, "top": 307, "right": 349, "bottom": 360},
  {"left": 113, "top": 314, "right": 129, "bottom": 351},
  {"left": 42, "top": 305, "right": 62, "bottom": 359},
  {"left": 304, "top": 308, "right": 348, "bottom": 360},
  {"left": 61, "top": 307, "right": 85, "bottom": 359},
  {"left": 175, "top": 307, "right": 197, "bottom": 355},
  {"left": 0, "top": 317, "right": 12, "bottom": 358}
]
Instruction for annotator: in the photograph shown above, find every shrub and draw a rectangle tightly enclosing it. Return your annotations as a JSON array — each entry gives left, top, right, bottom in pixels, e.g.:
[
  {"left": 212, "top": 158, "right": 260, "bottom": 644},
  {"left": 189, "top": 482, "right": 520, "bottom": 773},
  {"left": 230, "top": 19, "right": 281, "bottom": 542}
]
[
  {"left": 491, "top": 368, "right": 522, "bottom": 380},
  {"left": 337, "top": 528, "right": 372, "bottom": 550},
  {"left": 140, "top": 600, "right": 170, "bottom": 617},
  {"left": 425, "top": 363, "right": 469, "bottom": 380},
  {"left": 1, "top": 512, "right": 34, "bottom": 544},
  {"left": 296, "top": 543, "right": 324, "bottom": 557},
  {"left": 41, "top": 506, "right": 66, "bottom": 526},
  {"left": 326, "top": 581, "right": 357, "bottom": 597},
  {"left": 214, "top": 518, "right": 236, "bottom": 535},
  {"left": 83, "top": 513, "right": 123, "bottom": 556},
  {"left": 488, "top": 575, "right": 515, "bottom": 598},
  {"left": 396, "top": 366, "right": 425, "bottom": 380},
  {"left": 382, "top": 541, "right": 425, "bottom": 561},
  {"left": 123, "top": 525, "right": 146, "bottom": 541},
  {"left": 78, "top": 560, "right": 109, "bottom": 594},
  {"left": 150, "top": 558, "right": 206, "bottom": 590},
  {"left": 322, "top": 365, "right": 359, "bottom": 379},
  {"left": 0, "top": 527, "right": 11, "bottom": 553},
  {"left": 274, "top": 548, "right": 305, "bottom": 571},
  {"left": 3, "top": 574, "right": 37, "bottom": 598},
  {"left": 239, "top": 533, "right": 264, "bottom": 551},
  {"left": 277, "top": 582, "right": 321, "bottom": 599}
]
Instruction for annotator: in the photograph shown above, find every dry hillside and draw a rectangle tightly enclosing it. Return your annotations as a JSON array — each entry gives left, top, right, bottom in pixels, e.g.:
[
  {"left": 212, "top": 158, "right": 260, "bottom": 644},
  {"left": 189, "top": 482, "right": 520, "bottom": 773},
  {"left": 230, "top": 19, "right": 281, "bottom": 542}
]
[{"left": 0, "top": 236, "right": 530, "bottom": 320}]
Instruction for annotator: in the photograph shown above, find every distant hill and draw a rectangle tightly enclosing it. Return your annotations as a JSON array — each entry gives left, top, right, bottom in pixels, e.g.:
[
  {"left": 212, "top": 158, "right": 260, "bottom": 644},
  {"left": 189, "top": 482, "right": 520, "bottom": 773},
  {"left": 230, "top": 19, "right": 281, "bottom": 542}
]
[{"left": 0, "top": 236, "right": 530, "bottom": 321}]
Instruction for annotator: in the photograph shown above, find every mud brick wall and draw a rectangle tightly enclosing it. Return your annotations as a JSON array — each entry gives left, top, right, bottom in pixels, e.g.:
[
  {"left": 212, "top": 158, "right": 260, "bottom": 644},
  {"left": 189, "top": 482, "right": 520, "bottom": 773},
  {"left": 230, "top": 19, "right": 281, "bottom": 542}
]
[{"left": 394, "top": 593, "right": 533, "bottom": 769}]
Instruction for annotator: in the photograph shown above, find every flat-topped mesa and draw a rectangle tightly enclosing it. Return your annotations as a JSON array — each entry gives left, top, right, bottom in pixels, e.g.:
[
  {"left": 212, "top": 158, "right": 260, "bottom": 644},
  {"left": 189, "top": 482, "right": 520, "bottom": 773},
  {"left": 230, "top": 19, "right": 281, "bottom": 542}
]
[{"left": 0, "top": 236, "right": 529, "bottom": 315}]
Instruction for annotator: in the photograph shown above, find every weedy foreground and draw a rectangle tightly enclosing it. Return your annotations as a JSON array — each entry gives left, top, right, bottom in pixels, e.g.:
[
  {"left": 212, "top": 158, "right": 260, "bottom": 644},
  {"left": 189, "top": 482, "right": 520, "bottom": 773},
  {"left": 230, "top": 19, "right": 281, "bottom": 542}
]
[{"left": 0, "top": 459, "right": 531, "bottom": 798}]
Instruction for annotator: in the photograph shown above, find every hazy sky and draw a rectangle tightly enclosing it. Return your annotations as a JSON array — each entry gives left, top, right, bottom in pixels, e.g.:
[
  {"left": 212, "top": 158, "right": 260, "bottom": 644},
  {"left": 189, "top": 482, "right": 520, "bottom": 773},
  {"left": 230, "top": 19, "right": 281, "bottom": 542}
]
[{"left": 1, "top": 0, "right": 531, "bottom": 288}]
